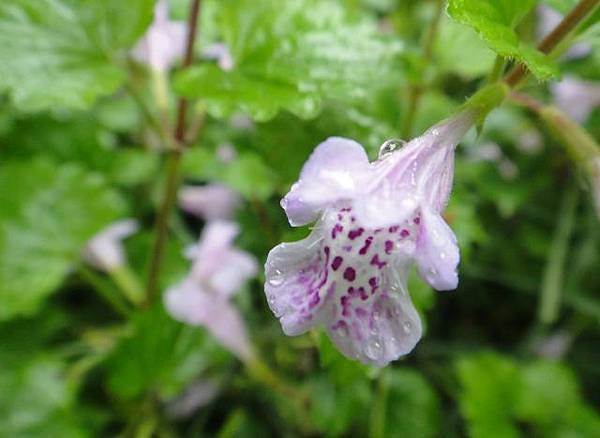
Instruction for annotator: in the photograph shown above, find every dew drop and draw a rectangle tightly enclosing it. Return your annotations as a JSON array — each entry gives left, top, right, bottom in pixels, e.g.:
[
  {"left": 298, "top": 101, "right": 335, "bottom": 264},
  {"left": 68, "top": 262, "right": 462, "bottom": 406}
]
[
  {"left": 440, "top": 252, "right": 446, "bottom": 260},
  {"left": 269, "top": 269, "right": 284, "bottom": 286},
  {"left": 378, "top": 139, "right": 406, "bottom": 159},
  {"left": 402, "top": 321, "right": 411, "bottom": 333}
]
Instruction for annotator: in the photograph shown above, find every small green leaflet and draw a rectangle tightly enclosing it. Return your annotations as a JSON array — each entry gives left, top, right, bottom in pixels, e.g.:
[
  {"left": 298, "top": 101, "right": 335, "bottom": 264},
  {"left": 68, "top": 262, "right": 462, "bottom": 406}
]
[
  {"left": 448, "top": 0, "right": 560, "bottom": 80},
  {"left": 0, "top": 0, "right": 154, "bottom": 112}
]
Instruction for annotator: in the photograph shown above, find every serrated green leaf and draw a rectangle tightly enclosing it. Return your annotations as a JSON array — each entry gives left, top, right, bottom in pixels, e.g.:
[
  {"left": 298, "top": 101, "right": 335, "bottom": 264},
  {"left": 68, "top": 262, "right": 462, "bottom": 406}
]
[
  {"left": 178, "top": 65, "right": 321, "bottom": 122},
  {"left": 448, "top": 0, "right": 560, "bottom": 80},
  {"left": 0, "top": 0, "right": 154, "bottom": 111},
  {"left": 0, "top": 159, "right": 126, "bottom": 320},
  {"left": 176, "top": 0, "right": 403, "bottom": 121}
]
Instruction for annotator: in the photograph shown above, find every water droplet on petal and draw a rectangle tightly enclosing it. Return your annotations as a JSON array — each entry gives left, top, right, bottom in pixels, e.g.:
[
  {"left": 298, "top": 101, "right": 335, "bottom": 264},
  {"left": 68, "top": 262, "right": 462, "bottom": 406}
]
[
  {"left": 378, "top": 139, "right": 406, "bottom": 159},
  {"left": 440, "top": 252, "right": 446, "bottom": 260},
  {"left": 402, "top": 321, "right": 411, "bottom": 333},
  {"left": 269, "top": 269, "right": 284, "bottom": 286}
]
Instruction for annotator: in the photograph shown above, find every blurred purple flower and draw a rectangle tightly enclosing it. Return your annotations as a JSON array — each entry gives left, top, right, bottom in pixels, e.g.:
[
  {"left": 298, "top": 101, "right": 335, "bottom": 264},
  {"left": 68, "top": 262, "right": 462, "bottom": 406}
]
[
  {"left": 216, "top": 143, "right": 238, "bottom": 163},
  {"left": 203, "top": 43, "right": 235, "bottom": 71},
  {"left": 166, "top": 380, "right": 219, "bottom": 419},
  {"left": 165, "top": 221, "right": 258, "bottom": 361},
  {"left": 132, "top": 0, "right": 186, "bottom": 72},
  {"left": 264, "top": 111, "right": 475, "bottom": 366},
  {"left": 551, "top": 76, "right": 600, "bottom": 123},
  {"left": 178, "top": 184, "right": 240, "bottom": 221},
  {"left": 83, "top": 219, "right": 138, "bottom": 272}
]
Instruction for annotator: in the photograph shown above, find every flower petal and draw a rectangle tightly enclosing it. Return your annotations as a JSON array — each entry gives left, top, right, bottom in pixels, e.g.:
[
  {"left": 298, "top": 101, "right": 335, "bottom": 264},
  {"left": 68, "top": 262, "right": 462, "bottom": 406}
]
[
  {"left": 414, "top": 207, "right": 460, "bottom": 291},
  {"left": 178, "top": 184, "right": 240, "bottom": 221},
  {"left": 209, "top": 249, "right": 258, "bottom": 298},
  {"left": 281, "top": 137, "right": 371, "bottom": 226},
  {"left": 265, "top": 227, "right": 332, "bottom": 336},
  {"left": 164, "top": 278, "right": 253, "bottom": 361},
  {"left": 325, "top": 265, "right": 422, "bottom": 367}
]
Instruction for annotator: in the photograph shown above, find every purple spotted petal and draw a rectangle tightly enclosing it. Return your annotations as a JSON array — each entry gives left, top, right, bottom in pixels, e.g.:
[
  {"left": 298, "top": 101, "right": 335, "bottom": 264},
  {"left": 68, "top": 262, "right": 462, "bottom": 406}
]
[
  {"left": 265, "top": 228, "right": 332, "bottom": 336},
  {"left": 164, "top": 278, "right": 254, "bottom": 361},
  {"left": 326, "top": 266, "right": 422, "bottom": 367},
  {"left": 281, "top": 137, "right": 372, "bottom": 226},
  {"left": 414, "top": 207, "right": 459, "bottom": 291},
  {"left": 266, "top": 205, "right": 424, "bottom": 365}
]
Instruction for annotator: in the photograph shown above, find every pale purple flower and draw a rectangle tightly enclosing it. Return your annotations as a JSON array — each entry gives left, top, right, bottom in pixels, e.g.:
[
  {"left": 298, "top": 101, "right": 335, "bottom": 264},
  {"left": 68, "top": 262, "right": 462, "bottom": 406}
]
[
  {"left": 517, "top": 128, "right": 543, "bottom": 155},
  {"left": 164, "top": 221, "right": 258, "bottom": 361},
  {"left": 83, "top": 219, "right": 138, "bottom": 272},
  {"left": 178, "top": 184, "right": 240, "bottom": 221},
  {"left": 132, "top": 0, "right": 186, "bottom": 72},
  {"left": 166, "top": 380, "right": 219, "bottom": 419},
  {"left": 216, "top": 143, "right": 238, "bottom": 163},
  {"left": 265, "top": 111, "right": 475, "bottom": 366},
  {"left": 551, "top": 76, "right": 600, "bottom": 123},
  {"left": 203, "top": 43, "right": 235, "bottom": 71}
]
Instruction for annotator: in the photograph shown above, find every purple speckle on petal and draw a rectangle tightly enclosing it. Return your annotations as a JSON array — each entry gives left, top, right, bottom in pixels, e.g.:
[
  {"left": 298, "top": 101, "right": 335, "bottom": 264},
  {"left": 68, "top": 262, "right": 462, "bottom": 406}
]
[
  {"left": 389, "top": 225, "right": 399, "bottom": 233},
  {"left": 359, "top": 236, "right": 373, "bottom": 255},
  {"left": 370, "top": 254, "right": 387, "bottom": 269},
  {"left": 358, "top": 287, "right": 368, "bottom": 300},
  {"left": 355, "top": 308, "right": 368, "bottom": 318},
  {"left": 384, "top": 240, "right": 394, "bottom": 254},
  {"left": 331, "top": 256, "right": 343, "bottom": 271},
  {"left": 331, "top": 223, "right": 344, "bottom": 239},
  {"left": 348, "top": 228, "right": 364, "bottom": 240},
  {"left": 413, "top": 216, "right": 421, "bottom": 225},
  {"left": 308, "top": 293, "right": 320, "bottom": 309},
  {"left": 343, "top": 267, "right": 356, "bottom": 281},
  {"left": 400, "top": 229, "right": 410, "bottom": 238}
]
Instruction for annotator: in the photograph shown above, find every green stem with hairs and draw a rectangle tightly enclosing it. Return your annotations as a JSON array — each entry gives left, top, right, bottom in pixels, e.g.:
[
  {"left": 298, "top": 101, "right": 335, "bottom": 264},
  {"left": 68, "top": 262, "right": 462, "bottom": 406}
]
[{"left": 505, "top": 0, "right": 600, "bottom": 87}]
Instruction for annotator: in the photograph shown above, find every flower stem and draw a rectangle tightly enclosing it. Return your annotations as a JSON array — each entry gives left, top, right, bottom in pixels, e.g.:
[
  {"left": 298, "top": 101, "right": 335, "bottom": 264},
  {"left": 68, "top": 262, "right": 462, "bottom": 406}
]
[
  {"left": 400, "top": 0, "right": 444, "bottom": 138},
  {"left": 539, "top": 185, "right": 578, "bottom": 325},
  {"left": 78, "top": 266, "right": 131, "bottom": 317},
  {"left": 145, "top": 0, "right": 203, "bottom": 306},
  {"left": 369, "top": 371, "right": 389, "bottom": 438},
  {"left": 505, "top": 0, "right": 600, "bottom": 87}
]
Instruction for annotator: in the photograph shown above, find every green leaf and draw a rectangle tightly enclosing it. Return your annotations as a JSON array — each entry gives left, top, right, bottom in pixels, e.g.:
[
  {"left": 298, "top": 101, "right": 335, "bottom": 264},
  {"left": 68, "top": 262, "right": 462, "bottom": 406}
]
[
  {"left": 179, "top": 65, "right": 321, "bottom": 122},
  {"left": 434, "top": 18, "right": 497, "bottom": 79},
  {"left": 0, "top": 0, "right": 154, "bottom": 111},
  {"left": 447, "top": 0, "right": 560, "bottom": 80},
  {"left": 383, "top": 369, "right": 441, "bottom": 438},
  {"left": 516, "top": 361, "right": 580, "bottom": 424},
  {"left": 543, "top": 0, "right": 577, "bottom": 13},
  {"left": 0, "top": 159, "right": 127, "bottom": 320},
  {"left": 0, "top": 356, "right": 90, "bottom": 437},
  {"left": 309, "top": 374, "right": 371, "bottom": 437},
  {"left": 105, "top": 305, "right": 230, "bottom": 401},
  {"left": 456, "top": 352, "right": 521, "bottom": 438},
  {"left": 176, "top": 0, "right": 403, "bottom": 121}
]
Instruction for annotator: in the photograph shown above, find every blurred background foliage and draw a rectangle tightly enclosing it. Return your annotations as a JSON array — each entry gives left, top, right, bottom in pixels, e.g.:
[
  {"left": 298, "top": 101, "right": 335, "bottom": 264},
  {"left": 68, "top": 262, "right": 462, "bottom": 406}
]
[{"left": 0, "top": 0, "right": 599, "bottom": 436}]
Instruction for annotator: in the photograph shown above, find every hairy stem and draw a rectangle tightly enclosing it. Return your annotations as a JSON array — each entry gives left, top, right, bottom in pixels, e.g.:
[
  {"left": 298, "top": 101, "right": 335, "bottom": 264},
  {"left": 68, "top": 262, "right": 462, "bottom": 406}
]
[
  {"left": 505, "top": 0, "right": 600, "bottom": 87},
  {"left": 145, "top": 0, "right": 202, "bottom": 306}
]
